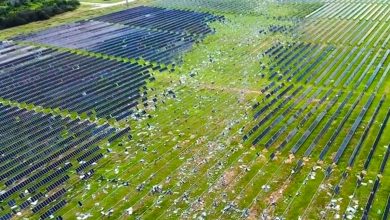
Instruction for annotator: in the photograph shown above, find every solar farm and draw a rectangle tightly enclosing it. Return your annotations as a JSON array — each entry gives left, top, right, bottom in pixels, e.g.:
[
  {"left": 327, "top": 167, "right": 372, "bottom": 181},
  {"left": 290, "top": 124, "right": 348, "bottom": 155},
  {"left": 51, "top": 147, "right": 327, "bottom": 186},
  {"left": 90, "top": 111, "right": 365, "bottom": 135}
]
[{"left": 0, "top": 0, "right": 389, "bottom": 219}]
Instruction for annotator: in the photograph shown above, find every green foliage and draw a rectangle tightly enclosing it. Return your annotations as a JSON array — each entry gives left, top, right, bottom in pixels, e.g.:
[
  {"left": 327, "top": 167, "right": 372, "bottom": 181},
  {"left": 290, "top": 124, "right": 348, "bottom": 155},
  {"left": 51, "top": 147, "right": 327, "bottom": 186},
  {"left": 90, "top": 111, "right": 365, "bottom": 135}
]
[{"left": 0, "top": 0, "right": 80, "bottom": 29}]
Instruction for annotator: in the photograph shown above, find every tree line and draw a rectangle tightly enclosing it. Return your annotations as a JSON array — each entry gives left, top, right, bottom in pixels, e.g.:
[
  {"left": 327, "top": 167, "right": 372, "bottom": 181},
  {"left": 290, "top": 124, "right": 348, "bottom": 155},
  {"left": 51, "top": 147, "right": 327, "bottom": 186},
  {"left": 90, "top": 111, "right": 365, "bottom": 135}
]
[{"left": 0, "top": 0, "right": 80, "bottom": 29}]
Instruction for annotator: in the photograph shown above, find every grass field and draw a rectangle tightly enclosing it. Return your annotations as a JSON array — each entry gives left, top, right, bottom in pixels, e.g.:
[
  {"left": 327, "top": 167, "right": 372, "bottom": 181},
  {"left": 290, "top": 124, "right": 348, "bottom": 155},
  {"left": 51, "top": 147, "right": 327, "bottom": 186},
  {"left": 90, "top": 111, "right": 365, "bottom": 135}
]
[{"left": 0, "top": 0, "right": 389, "bottom": 219}]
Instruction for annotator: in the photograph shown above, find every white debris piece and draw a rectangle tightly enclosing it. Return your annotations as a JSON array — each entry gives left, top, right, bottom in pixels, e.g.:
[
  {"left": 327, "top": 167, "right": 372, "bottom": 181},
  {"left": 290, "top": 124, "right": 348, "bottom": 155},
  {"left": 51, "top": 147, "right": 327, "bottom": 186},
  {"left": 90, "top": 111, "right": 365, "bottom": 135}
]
[
  {"left": 152, "top": 185, "right": 163, "bottom": 194},
  {"left": 76, "top": 213, "right": 92, "bottom": 219},
  {"left": 261, "top": 184, "right": 270, "bottom": 192},
  {"left": 125, "top": 207, "right": 133, "bottom": 215}
]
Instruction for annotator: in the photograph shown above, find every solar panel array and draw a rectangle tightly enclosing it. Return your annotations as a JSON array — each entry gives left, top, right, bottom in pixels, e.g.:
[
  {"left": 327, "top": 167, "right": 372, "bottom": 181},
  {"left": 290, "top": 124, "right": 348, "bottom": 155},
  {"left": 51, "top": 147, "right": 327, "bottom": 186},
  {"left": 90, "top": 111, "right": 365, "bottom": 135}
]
[
  {"left": 0, "top": 103, "right": 129, "bottom": 219},
  {"left": 235, "top": 1, "right": 390, "bottom": 218},
  {"left": 0, "top": 5, "right": 221, "bottom": 220},
  {"left": 0, "top": 42, "right": 151, "bottom": 121},
  {"left": 14, "top": 6, "right": 222, "bottom": 64},
  {"left": 13, "top": 21, "right": 196, "bottom": 64},
  {"left": 92, "top": 6, "right": 221, "bottom": 35},
  {"left": 302, "top": 1, "right": 390, "bottom": 47}
]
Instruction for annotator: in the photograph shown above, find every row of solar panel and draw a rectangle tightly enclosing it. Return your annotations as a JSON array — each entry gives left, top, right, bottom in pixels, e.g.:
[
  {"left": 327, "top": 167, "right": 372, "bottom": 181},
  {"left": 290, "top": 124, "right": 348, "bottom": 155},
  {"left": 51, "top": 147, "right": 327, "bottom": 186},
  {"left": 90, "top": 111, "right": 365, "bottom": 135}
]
[
  {"left": 0, "top": 42, "right": 152, "bottom": 121},
  {"left": 92, "top": 6, "right": 222, "bottom": 35},
  {"left": 0, "top": 104, "right": 130, "bottom": 219},
  {"left": 13, "top": 21, "right": 196, "bottom": 64},
  {"left": 13, "top": 6, "right": 222, "bottom": 64}
]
